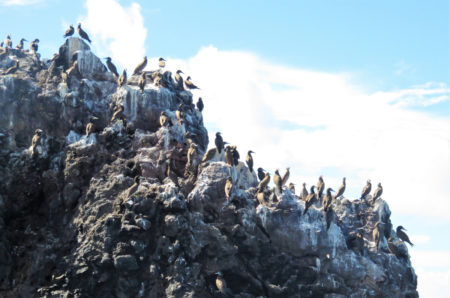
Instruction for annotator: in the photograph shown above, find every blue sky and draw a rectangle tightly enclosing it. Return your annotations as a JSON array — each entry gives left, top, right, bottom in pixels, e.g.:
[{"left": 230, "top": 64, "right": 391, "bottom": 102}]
[{"left": 1, "top": 0, "right": 450, "bottom": 296}]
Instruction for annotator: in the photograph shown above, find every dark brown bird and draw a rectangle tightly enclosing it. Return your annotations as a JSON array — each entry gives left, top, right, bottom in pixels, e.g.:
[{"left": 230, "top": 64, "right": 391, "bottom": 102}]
[
  {"left": 64, "top": 25, "right": 74, "bottom": 38},
  {"left": 304, "top": 186, "right": 316, "bottom": 215},
  {"left": 5, "top": 60, "right": 19, "bottom": 75},
  {"left": 273, "top": 169, "right": 283, "bottom": 194},
  {"left": 257, "top": 168, "right": 265, "bottom": 181},
  {"left": 360, "top": 180, "right": 372, "bottom": 200},
  {"left": 85, "top": 116, "right": 98, "bottom": 138},
  {"left": 175, "top": 70, "right": 184, "bottom": 90},
  {"left": 326, "top": 205, "right": 333, "bottom": 231},
  {"left": 281, "top": 167, "right": 290, "bottom": 187},
  {"left": 111, "top": 105, "right": 124, "bottom": 123},
  {"left": 224, "top": 146, "right": 234, "bottom": 167},
  {"left": 176, "top": 104, "right": 184, "bottom": 122},
  {"left": 387, "top": 237, "right": 408, "bottom": 259},
  {"left": 225, "top": 177, "right": 233, "bottom": 199},
  {"left": 230, "top": 145, "right": 240, "bottom": 166},
  {"left": 215, "top": 132, "right": 224, "bottom": 153},
  {"left": 334, "top": 177, "right": 346, "bottom": 200},
  {"left": 215, "top": 272, "right": 232, "bottom": 296},
  {"left": 29, "top": 38, "right": 39, "bottom": 53},
  {"left": 117, "top": 69, "right": 127, "bottom": 87},
  {"left": 77, "top": 23, "right": 91, "bottom": 43},
  {"left": 15, "top": 38, "right": 27, "bottom": 50},
  {"left": 288, "top": 183, "right": 296, "bottom": 194},
  {"left": 138, "top": 72, "right": 146, "bottom": 93},
  {"left": 372, "top": 183, "right": 383, "bottom": 204},
  {"left": 196, "top": 97, "right": 204, "bottom": 112},
  {"left": 396, "top": 226, "right": 413, "bottom": 246},
  {"left": 185, "top": 76, "right": 199, "bottom": 90},
  {"left": 185, "top": 143, "right": 198, "bottom": 172},
  {"left": 31, "top": 129, "right": 43, "bottom": 157},
  {"left": 158, "top": 57, "right": 166, "bottom": 69},
  {"left": 3, "top": 34, "right": 12, "bottom": 48},
  {"left": 322, "top": 188, "right": 334, "bottom": 211},
  {"left": 104, "top": 57, "right": 119, "bottom": 77},
  {"left": 133, "top": 56, "right": 147, "bottom": 75},
  {"left": 245, "top": 150, "right": 254, "bottom": 172},
  {"left": 317, "top": 176, "right": 325, "bottom": 199},
  {"left": 159, "top": 111, "right": 169, "bottom": 127},
  {"left": 202, "top": 147, "right": 217, "bottom": 163},
  {"left": 127, "top": 176, "right": 141, "bottom": 197},
  {"left": 257, "top": 172, "right": 270, "bottom": 191},
  {"left": 300, "top": 183, "right": 308, "bottom": 201},
  {"left": 373, "top": 222, "right": 381, "bottom": 252}
]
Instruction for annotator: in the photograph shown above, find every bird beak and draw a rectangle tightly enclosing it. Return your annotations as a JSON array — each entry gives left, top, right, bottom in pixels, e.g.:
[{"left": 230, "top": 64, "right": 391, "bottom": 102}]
[{"left": 330, "top": 189, "right": 335, "bottom": 192}]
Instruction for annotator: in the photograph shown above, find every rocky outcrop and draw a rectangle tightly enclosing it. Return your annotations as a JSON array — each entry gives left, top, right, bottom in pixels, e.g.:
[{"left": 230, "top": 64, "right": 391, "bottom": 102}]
[{"left": 0, "top": 38, "right": 417, "bottom": 297}]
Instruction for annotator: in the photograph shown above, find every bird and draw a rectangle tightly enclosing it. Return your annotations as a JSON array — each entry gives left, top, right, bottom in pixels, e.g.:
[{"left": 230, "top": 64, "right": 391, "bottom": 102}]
[
  {"left": 387, "top": 237, "right": 408, "bottom": 259},
  {"left": 117, "top": 69, "right": 127, "bottom": 87},
  {"left": 185, "top": 143, "right": 198, "bottom": 173},
  {"left": 322, "top": 188, "right": 334, "bottom": 211},
  {"left": 31, "top": 129, "right": 43, "bottom": 157},
  {"left": 0, "top": 41, "right": 3, "bottom": 48},
  {"left": 360, "top": 180, "right": 372, "bottom": 200},
  {"left": 30, "top": 39, "right": 39, "bottom": 53},
  {"left": 300, "top": 183, "right": 308, "bottom": 201},
  {"left": 176, "top": 104, "right": 184, "bottom": 123},
  {"left": 373, "top": 222, "right": 381, "bottom": 252},
  {"left": 257, "top": 172, "right": 270, "bottom": 191},
  {"left": 159, "top": 111, "right": 169, "bottom": 127},
  {"left": 65, "top": 61, "right": 78, "bottom": 76},
  {"left": 317, "top": 176, "right": 325, "bottom": 199},
  {"left": 127, "top": 176, "right": 141, "bottom": 198},
  {"left": 63, "top": 25, "right": 74, "bottom": 38},
  {"left": 326, "top": 205, "right": 333, "bottom": 231},
  {"left": 303, "top": 186, "right": 316, "bottom": 215},
  {"left": 281, "top": 167, "right": 290, "bottom": 187},
  {"left": 5, "top": 60, "right": 19, "bottom": 75},
  {"left": 85, "top": 116, "right": 98, "bottom": 138},
  {"left": 104, "top": 57, "right": 119, "bottom": 77},
  {"left": 224, "top": 146, "right": 234, "bottom": 167},
  {"left": 257, "top": 168, "right": 265, "bottom": 181},
  {"left": 158, "top": 57, "right": 166, "bottom": 69},
  {"left": 288, "top": 183, "right": 296, "bottom": 194},
  {"left": 196, "top": 97, "right": 204, "bottom": 112},
  {"left": 133, "top": 56, "right": 147, "bottom": 75},
  {"left": 111, "top": 105, "right": 124, "bottom": 123},
  {"left": 4, "top": 34, "right": 12, "bottom": 48},
  {"left": 202, "top": 148, "right": 217, "bottom": 163},
  {"left": 230, "top": 146, "right": 240, "bottom": 166},
  {"left": 77, "top": 23, "right": 91, "bottom": 43},
  {"left": 245, "top": 151, "right": 254, "bottom": 172},
  {"left": 215, "top": 132, "right": 224, "bottom": 154},
  {"left": 273, "top": 169, "right": 283, "bottom": 194},
  {"left": 175, "top": 70, "right": 184, "bottom": 91},
  {"left": 138, "top": 72, "right": 146, "bottom": 93},
  {"left": 372, "top": 183, "right": 383, "bottom": 204},
  {"left": 215, "top": 272, "right": 232, "bottom": 296},
  {"left": 15, "top": 38, "right": 27, "bottom": 50},
  {"left": 225, "top": 177, "right": 233, "bottom": 199},
  {"left": 185, "top": 76, "right": 199, "bottom": 90},
  {"left": 334, "top": 177, "right": 346, "bottom": 200},
  {"left": 396, "top": 226, "right": 413, "bottom": 246}
]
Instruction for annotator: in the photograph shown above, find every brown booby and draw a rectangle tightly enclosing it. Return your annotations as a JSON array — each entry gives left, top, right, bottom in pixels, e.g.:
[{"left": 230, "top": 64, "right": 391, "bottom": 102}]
[
  {"left": 396, "top": 226, "right": 413, "bottom": 246},
  {"left": 196, "top": 97, "right": 204, "bottom": 112},
  {"left": 334, "top": 177, "right": 346, "bottom": 200},
  {"left": 64, "top": 25, "right": 74, "bottom": 38},
  {"left": 77, "top": 23, "right": 91, "bottom": 43},
  {"left": 360, "top": 180, "right": 372, "bottom": 200},
  {"left": 245, "top": 150, "right": 254, "bottom": 172},
  {"left": 104, "top": 57, "right": 119, "bottom": 77},
  {"left": 304, "top": 186, "right": 317, "bottom": 214},
  {"left": 215, "top": 132, "right": 224, "bottom": 153},
  {"left": 133, "top": 56, "right": 147, "bottom": 75},
  {"left": 372, "top": 183, "right": 383, "bottom": 204},
  {"left": 185, "top": 76, "right": 199, "bottom": 90}
]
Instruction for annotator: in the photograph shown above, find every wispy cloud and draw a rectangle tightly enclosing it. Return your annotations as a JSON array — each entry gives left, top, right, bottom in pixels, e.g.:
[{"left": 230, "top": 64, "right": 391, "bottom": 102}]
[
  {"left": 0, "top": 0, "right": 43, "bottom": 5},
  {"left": 79, "top": 0, "right": 147, "bottom": 70}
]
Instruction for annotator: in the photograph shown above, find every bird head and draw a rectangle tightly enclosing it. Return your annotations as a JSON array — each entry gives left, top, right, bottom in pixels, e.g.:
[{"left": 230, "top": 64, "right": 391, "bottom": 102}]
[
  {"left": 176, "top": 70, "right": 183, "bottom": 74},
  {"left": 303, "top": 183, "right": 306, "bottom": 187},
  {"left": 216, "top": 132, "right": 221, "bottom": 136},
  {"left": 34, "top": 39, "right": 40, "bottom": 43},
  {"left": 328, "top": 188, "right": 335, "bottom": 192},
  {"left": 275, "top": 169, "right": 279, "bottom": 174},
  {"left": 310, "top": 185, "right": 316, "bottom": 192},
  {"left": 161, "top": 111, "right": 166, "bottom": 116},
  {"left": 397, "top": 225, "right": 406, "bottom": 231},
  {"left": 378, "top": 182, "right": 382, "bottom": 187},
  {"left": 186, "top": 76, "right": 191, "bottom": 80},
  {"left": 227, "top": 177, "right": 232, "bottom": 182},
  {"left": 367, "top": 179, "right": 371, "bottom": 184},
  {"left": 159, "top": 57, "right": 166, "bottom": 62},
  {"left": 343, "top": 177, "right": 346, "bottom": 182},
  {"left": 248, "top": 150, "right": 254, "bottom": 154},
  {"left": 77, "top": 23, "right": 82, "bottom": 28}
]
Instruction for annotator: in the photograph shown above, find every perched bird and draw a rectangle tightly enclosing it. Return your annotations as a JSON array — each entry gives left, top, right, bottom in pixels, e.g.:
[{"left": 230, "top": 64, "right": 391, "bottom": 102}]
[
  {"left": 224, "top": 146, "right": 234, "bottom": 167},
  {"left": 0, "top": 41, "right": 3, "bottom": 48},
  {"left": 215, "top": 272, "right": 232, "bottom": 296},
  {"left": 104, "top": 57, "right": 119, "bottom": 77},
  {"left": 63, "top": 25, "right": 74, "bottom": 38},
  {"left": 65, "top": 61, "right": 78, "bottom": 76},
  {"left": 15, "top": 38, "right": 27, "bottom": 50},
  {"left": 111, "top": 105, "right": 124, "bottom": 123},
  {"left": 360, "top": 180, "right": 372, "bottom": 200},
  {"left": 322, "top": 188, "right": 334, "bottom": 212},
  {"left": 215, "top": 132, "right": 224, "bottom": 153},
  {"left": 166, "top": 160, "right": 179, "bottom": 187},
  {"left": 304, "top": 186, "right": 317, "bottom": 215},
  {"left": 133, "top": 56, "right": 147, "bottom": 75},
  {"left": 185, "top": 76, "right": 199, "bottom": 90},
  {"left": 372, "top": 183, "right": 383, "bottom": 204},
  {"left": 202, "top": 147, "right": 217, "bottom": 163},
  {"left": 231, "top": 146, "right": 240, "bottom": 166},
  {"left": 158, "top": 57, "right": 166, "bottom": 69},
  {"left": 127, "top": 176, "right": 141, "bottom": 198},
  {"left": 85, "top": 116, "right": 98, "bottom": 138},
  {"left": 31, "top": 129, "right": 43, "bottom": 157},
  {"left": 245, "top": 150, "right": 254, "bottom": 172},
  {"left": 5, "top": 60, "right": 19, "bottom": 75},
  {"left": 355, "top": 232, "right": 365, "bottom": 256},
  {"left": 176, "top": 104, "right": 184, "bottom": 122},
  {"left": 138, "top": 72, "right": 146, "bottom": 93},
  {"left": 225, "top": 177, "right": 233, "bottom": 199},
  {"left": 30, "top": 39, "right": 39, "bottom": 53},
  {"left": 196, "top": 97, "right": 204, "bottom": 112},
  {"left": 257, "top": 172, "right": 270, "bottom": 191},
  {"left": 387, "top": 237, "right": 408, "bottom": 259},
  {"left": 175, "top": 70, "right": 184, "bottom": 91},
  {"left": 4, "top": 34, "right": 12, "bottom": 48},
  {"left": 273, "top": 169, "right": 283, "bottom": 194},
  {"left": 288, "top": 183, "right": 296, "bottom": 194},
  {"left": 396, "top": 226, "right": 413, "bottom": 246},
  {"left": 117, "top": 69, "right": 127, "bottom": 87},
  {"left": 281, "top": 167, "right": 290, "bottom": 187},
  {"left": 317, "top": 176, "right": 325, "bottom": 199},
  {"left": 77, "top": 23, "right": 91, "bottom": 43},
  {"left": 326, "top": 205, "right": 333, "bottom": 231},
  {"left": 334, "top": 177, "right": 346, "bottom": 200},
  {"left": 373, "top": 222, "right": 381, "bottom": 252},
  {"left": 185, "top": 143, "right": 198, "bottom": 172},
  {"left": 257, "top": 168, "right": 265, "bottom": 181},
  {"left": 300, "top": 183, "right": 308, "bottom": 201},
  {"left": 159, "top": 111, "right": 169, "bottom": 127}
]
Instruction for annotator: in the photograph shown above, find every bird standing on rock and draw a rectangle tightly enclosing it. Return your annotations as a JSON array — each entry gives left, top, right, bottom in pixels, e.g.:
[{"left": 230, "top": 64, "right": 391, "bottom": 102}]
[
  {"left": 281, "top": 167, "right": 290, "bottom": 187},
  {"left": 30, "top": 39, "right": 39, "bottom": 53},
  {"left": 231, "top": 146, "right": 240, "bottom": 166},
  {"left": 133, "top": 56, "right": 147, "bottom": 75},
  {"left": 245, "top": 150, "right": 254, "bottom": 172},
  {"left": 111, "top": 105, "right": 124, "bottom": 123},
  {"left": 117, "top": 69, "right": 127, "bottom": 87},
  {"left": 64, "top": 25, "right": 74, "bottom": 38},
  {"left": 31, "top": 129, "right": 43, "bottom": 158},
  {"left": 85, "top": 116, "right": 98, "bottom": 138},
  {"left": 373, "top": 221, "right": 381, "bottom": 252},
  {"left": 334, "top": 177, "right": 346, "bottom": 200},
  {"left": 215, "top": 272, "right": 232, "bottom": 296},
  {"left": 159, "top": 111, "right": 169, "bottom": 127},
  {"left": 372, "top": 183, "right": 383, "bottom": 204},
  {"left": 215, "top": 132, "right": 224, "bottom": 154},
  {"left": 322, "top": 188, "right": 334, "bottom": 211},
  {"left": 4, "top": 34, "right": 12, "bottom": 48},
  {"left": 104, "top": 57, "right": 119, "bottom": 77},
  {"left": 289, "top": 183, "right": 296, "bottom": 194},
  {"left": 77, "top": 23, "right": 91, "bottom": 43},
  {"left": 185, "top": 76, "right": 199, "bottom": 90},
  {"left": 317, "top": 176, "right": 325, "bottom": 199},
  {"left": 360, "top": 180, "right": 372, "bottom": 201},
  {"left": 225, "top": 177, "right": 233, "bottom": 199},
  {"left": 5, "top": 60, "right": 19, "bottom": 75},
  {"left": 176, "top": 104, "right": 184, "bottom": 123},
  {"left": 16, "top": 38, "right": 27, "bottom": 50},
  {"left": 185, "top": 143, "right": 198, "bottom": 174},
  {"left": 304, "top": 186, "right": 316, "bottom": 215},
  {"left": 257, "top": 172, "right": 270, "bottom": 191},
  {"left": 326, "top": 205, "right": 333, "bottom": 231},
  {"left": 138, "top": 72, "right": 146, "bottom": 93},
  {"left": 127, "top": 176, "right": 141, "bottom": 198},
  {"left": 273, "top": 169, "right": 283, "bottom": 194},
  {"left": 175, "top": 70, "right": 184, "bottom": 91},
  {"left": 65, "top": 61, "right": 78, "bottom": 77},
  {"left": 158, "top": 57, "right": 166, "bottom": 69},
  {"left": 224, "top": 146, "right": 234, "bottom": 167},
  {"left": 396, "top": 226, "right": 413, "bottom": 246},
  {"left": 196, "top": 97, "right": 204, "bottom": 112},
  {"left": 257, "top": 168, "right": 265, "bottom": 181}
]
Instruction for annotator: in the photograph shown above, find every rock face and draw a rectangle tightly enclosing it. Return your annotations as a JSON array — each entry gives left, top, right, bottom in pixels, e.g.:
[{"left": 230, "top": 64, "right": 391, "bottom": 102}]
[{"left": 0, "top": 38, "right": 418, "bottom": 297}]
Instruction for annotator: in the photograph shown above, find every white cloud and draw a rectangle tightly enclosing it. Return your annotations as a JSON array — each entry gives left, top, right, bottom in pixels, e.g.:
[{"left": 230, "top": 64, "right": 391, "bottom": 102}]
[
  {"left": 159, "top": 46, "right": 450, "bottom": 220},
  {"left": 410, "top": 234, "right": 430, "bottom": 245},
  {"left": 79, "top": 0, "right": 147, "bottom": 71},
  {"left": 0, "top": 0, "right": 43, "bottom": 5}
]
